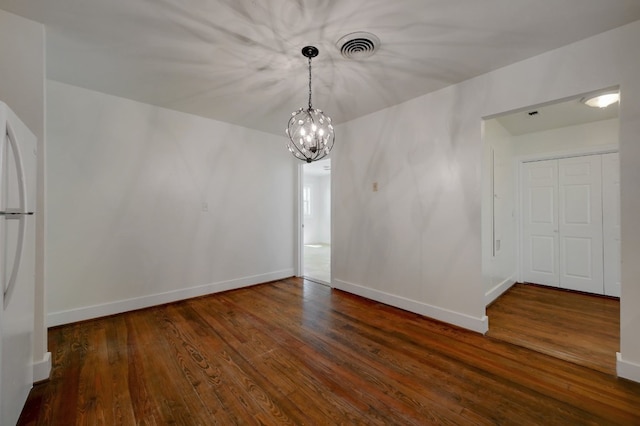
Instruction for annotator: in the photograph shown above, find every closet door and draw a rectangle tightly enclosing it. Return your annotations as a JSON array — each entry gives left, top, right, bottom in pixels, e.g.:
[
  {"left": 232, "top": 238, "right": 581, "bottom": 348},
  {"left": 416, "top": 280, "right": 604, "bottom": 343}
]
[
  {"left": 521, "top": 159, "right": 559, "bottom": 286},
  {"left": 602, "top": 153, "right": 621, "bottom": 297},
  {"left": 558, "top": 155, "right": 604, "bottom": 294}
]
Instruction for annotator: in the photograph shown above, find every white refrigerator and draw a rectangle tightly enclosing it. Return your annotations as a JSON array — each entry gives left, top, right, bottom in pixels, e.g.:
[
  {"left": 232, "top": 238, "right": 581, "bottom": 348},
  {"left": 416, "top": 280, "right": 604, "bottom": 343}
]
[{"left": 0, "top": 101, "right": 36, "bottom": 425}]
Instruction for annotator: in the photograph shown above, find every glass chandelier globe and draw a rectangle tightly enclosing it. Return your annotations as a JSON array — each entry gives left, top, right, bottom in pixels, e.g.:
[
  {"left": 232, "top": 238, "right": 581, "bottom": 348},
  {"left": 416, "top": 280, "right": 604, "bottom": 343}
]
[{"left": 286, "top": 46, "right": 335, "bottom": 163}]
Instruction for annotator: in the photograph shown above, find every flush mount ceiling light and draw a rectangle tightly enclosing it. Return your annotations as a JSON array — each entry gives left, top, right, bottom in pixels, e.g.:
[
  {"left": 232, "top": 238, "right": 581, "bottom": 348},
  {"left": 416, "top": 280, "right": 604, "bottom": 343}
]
[
  {"left": 581, "top": 91, "right": 620, "bottom": 108},
  {"left": 286, "top": 46, "right": 335, "bottom": 163}
]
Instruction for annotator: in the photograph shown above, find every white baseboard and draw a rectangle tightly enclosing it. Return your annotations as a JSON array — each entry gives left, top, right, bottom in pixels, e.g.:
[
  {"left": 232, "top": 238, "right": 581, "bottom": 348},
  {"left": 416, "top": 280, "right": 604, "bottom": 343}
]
[
  {"left": 617, "top": 352, "right": 640, "bottom": 383},
  {"left": 33, "top": 351, "right": 51, "bottom": 382},
  {"left": 47, "top": 269, "right": 294, "bottom": 327},
  {"left": 333, "top": 279, "right": 488, "bottom": 334},
  {"left": 485, "top": 276, "right": 517, "bottom": 306}
]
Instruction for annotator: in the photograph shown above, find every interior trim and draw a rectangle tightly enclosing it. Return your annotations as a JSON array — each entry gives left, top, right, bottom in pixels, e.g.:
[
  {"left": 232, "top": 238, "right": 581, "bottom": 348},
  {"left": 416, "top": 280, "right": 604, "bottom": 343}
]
[
  {"left": 617, "top": 352, "right": 640, "bottom": 382},
  {"left": 333, "top": 279, "right": 489, "bottom": 334},
  {"left": 32, "top": 351, "right": 51, "bottom": 383},
  {"left": 46, "top": 269, "right": 294, "bottom": 327},
  {"left": 485, "top": 275, "right": 517, "bottom": 306}
]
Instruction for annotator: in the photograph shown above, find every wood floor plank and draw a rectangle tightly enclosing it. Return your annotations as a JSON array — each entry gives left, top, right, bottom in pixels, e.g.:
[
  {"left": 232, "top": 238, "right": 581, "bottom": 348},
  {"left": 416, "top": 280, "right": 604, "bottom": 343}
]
[
  {"left": 487, "top": 283, "right": 620, "bottom": 375},
  {"left": 184, "top": 300, "right": 343, "bottom": 423},
  {"left": 162, "top": 305, "right": 265, "bottom": 425},
  {"left": 317, "top": 296, "right": 605, "bottom": 424},
  {"left": 19, "top": 278, "right": 640, "bottom": 425},
  {"left": 223, "top": 284, "right": 488, "bottom": 423}
]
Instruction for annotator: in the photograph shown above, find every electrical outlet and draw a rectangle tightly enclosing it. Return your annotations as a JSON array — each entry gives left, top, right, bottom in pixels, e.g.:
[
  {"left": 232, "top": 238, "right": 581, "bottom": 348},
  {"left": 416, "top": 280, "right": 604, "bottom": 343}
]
[{"left": 202, "top": 202, "right": 209, "bottom": 212}]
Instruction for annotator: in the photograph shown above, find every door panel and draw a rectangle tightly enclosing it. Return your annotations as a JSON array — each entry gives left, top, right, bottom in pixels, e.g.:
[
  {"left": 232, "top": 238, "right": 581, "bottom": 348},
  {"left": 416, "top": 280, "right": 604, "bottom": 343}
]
[
  {"left": 563, "top": 185, "right": 590, "bottom": 224},
  {"left": 602, "top": 153, "right": 620, "bottom": 297},
  {"left": 530, "top": 236, "right": 556, "bottom": 274},
  {"left": 522, "top": 160, "right": 559, "bottom": 286},
  {"left": 531, "top": 187, "right": 555, "bottom": 223},
  {"left": 558, "top": 156, "right": 603, "bottom": 294},
  {"left": 563, "top": 237, "right": 593, "bottom": 278}
]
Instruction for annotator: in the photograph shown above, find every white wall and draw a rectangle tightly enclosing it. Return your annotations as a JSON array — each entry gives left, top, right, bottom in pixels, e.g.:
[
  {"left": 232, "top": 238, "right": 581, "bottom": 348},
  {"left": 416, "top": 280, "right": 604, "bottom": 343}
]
[
  {"left": 303, "top": 174, "right": 331, "bottom": 245},
  {"left": 46, "top": 81, "right": 295, "bottom": 325},
  {"left": 482, "top": 119, "right": 516, "bottom": 304},
  {"left": 0, "top": 9, "right": 49, "bottom": 381},
  {"left": 513, "top": 118, "right": 619, "bottom": 157},
  {"left": 333, "top": 20, "right": 640, "bottom": 382}
]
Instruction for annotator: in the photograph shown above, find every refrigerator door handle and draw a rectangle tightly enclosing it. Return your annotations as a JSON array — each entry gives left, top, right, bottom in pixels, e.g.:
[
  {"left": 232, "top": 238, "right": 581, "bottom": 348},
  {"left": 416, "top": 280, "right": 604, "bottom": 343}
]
[
  {"left": 3, "top": 122, "right": 28, "bottom": 309},
  {"left": 1, "top": 209, "right": 34, "bottom": 217}
]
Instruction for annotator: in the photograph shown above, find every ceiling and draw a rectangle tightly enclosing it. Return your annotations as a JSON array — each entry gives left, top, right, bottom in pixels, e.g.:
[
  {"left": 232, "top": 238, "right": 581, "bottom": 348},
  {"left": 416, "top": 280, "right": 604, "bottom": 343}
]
[
  {"left": 495, "top": 92, "right": 620, "bottom": 136},
  {"left": 1, "top": 0, "right": 639, "bottom": 136}
]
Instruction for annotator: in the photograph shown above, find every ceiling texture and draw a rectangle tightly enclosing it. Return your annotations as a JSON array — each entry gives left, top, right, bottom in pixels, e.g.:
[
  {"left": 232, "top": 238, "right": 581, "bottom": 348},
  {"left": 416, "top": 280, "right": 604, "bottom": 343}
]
[{"left": 1, "top": 0, "right": 640, "bottom": 136}]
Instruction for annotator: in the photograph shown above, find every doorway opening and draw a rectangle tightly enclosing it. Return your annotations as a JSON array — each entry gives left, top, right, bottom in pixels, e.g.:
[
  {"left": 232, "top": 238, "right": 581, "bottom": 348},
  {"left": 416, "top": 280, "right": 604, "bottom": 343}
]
[
  {"left": 301, "top": 159, "right": 331, "bottom": 285},
  {"left": 482, "top": 91, "right": 621, "bottom": 374}
]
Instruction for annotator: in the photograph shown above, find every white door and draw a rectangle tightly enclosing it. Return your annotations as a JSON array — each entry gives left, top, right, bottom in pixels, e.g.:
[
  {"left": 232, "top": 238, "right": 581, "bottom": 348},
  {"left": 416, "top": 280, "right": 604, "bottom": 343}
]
[
  {"left": 602, "top": 153, "right": 621, "bottom": 297},
  {"left": 521, "top": 159, "right": 559, "bottom": 286},
  {"left": 558, "top": 156, "right": 604, "bottom": 294}
]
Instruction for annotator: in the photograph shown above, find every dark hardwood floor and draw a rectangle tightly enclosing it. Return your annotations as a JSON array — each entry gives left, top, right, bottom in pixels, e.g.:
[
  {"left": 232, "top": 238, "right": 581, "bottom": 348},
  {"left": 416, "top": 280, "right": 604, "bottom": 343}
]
[
  {"left": 487, "top": 283, "right": 620, "bottom": 375},
  {"left": 19, "top": 278, "right": 640, "bottom": 425}
]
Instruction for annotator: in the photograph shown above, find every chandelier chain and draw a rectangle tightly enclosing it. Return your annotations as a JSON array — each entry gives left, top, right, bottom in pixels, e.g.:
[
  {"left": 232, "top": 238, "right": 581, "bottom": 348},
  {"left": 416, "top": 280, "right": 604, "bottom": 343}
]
[{"left": 308, "top": 56, "right": 312, "bottom": 110}]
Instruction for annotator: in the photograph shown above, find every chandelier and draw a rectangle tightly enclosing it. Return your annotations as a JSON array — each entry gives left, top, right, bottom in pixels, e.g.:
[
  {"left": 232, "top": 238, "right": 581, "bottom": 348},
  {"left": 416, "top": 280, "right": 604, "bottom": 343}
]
[{"left": 286, "top": 46, "right": 335, "bottom": 163}]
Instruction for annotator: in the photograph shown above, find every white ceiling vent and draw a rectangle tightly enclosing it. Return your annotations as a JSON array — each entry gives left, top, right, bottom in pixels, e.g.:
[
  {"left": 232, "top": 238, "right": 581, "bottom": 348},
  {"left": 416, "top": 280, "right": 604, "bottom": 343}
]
[{"left": 336, "top": 32, "right": 380, "bottom": 59}]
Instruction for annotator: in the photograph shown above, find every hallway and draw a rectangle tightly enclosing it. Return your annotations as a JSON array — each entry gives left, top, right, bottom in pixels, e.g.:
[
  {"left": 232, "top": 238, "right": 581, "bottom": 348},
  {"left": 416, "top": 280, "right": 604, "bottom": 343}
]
[{"left": 303, "top": 243, "right": 330, "bottom": 284}]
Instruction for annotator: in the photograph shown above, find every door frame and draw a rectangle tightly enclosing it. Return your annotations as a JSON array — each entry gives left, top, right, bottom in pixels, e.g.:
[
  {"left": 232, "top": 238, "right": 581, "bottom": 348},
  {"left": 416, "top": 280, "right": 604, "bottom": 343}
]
[
  {"left": 295, "top": 162, "right": 304, "bottom": 277},
  {"left": 516, "top": 144, "right": 619, "bottom": 283}
]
